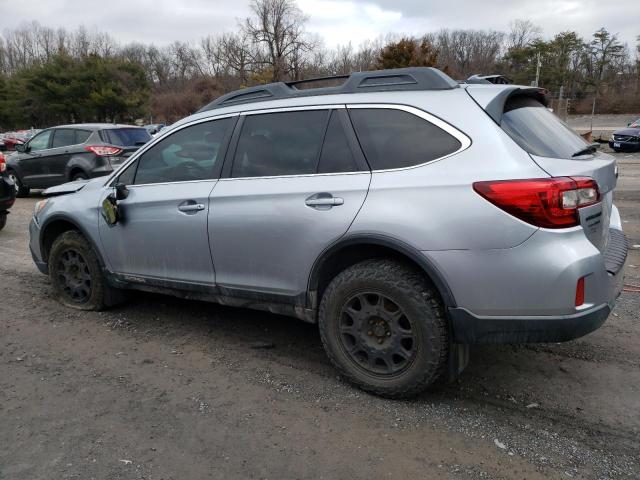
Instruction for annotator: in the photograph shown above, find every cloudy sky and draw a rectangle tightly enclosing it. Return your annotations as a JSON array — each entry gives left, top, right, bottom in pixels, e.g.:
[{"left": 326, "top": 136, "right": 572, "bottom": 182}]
[{"left": 0, "top": 0, "right": 638, "bottom": 49}]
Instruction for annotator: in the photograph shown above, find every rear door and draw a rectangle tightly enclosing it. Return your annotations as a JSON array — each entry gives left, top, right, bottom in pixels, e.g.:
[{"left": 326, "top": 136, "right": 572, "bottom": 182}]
[
  {"left": 47, "top": 128, "right": 79, "bottom": 183},
  {"left": 208, "top": 107, "right": 371, "bottom": 297},
  {"left": 98, "top": 116, "right": 236, "bottom": 285}
]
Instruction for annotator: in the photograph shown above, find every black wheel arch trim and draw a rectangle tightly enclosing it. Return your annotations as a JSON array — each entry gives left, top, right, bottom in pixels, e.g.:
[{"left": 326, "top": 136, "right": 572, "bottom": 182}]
[
  {"left": 307, "top": 233, "right": 457, "bottom": 310},
  {"left": 39, "top": 213, "right": 108, "bottom": 270}
]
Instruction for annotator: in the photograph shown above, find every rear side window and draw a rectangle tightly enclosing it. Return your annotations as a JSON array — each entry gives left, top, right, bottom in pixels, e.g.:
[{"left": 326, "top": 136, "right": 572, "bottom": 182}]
[
  {"left": 51, "top": 129, "right": 76, "bottom": 148},
  {"left": 349, "top": 108, "right": 461, "bottom": 170},
  {"left": 232, "top": 110, "right": 328, "bottom": 178},
  {"left": 102, "top": 128, "right": 152, "bottom": 147},
  {"left": 75, "top": 129, "right": 91, "bottom": 144},
  {"left": 317, "top": 111, "right": 359, "bottom": 174},
  {"left": 501, "top": 96, "right": 589, "bottom": 159}
]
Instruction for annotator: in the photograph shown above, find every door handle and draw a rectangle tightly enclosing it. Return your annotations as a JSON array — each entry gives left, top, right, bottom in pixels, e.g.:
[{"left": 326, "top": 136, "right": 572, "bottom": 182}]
[
  {"left": 305, "top": 197, "right": 344, "bottom": 206},
  {"left": 305, "top": 194, "right": 344, "bottom": 209},
  {"left": 178, "top": 203, "right": 205, "bottom": 213}
]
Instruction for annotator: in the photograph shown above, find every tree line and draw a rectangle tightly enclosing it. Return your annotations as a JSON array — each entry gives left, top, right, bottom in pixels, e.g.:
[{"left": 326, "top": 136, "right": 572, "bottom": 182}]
[{"left": 0, "top": 0, "right": 638, "bottom": 129}]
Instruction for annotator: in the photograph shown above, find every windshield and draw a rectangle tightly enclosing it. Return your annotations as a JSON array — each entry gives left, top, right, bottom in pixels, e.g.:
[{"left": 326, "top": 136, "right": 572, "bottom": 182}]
[
  {"left": 501, "top": 96, "right": 589, "bottom": 159},
  {"left": 103, "top": 128, "right": 152, "bottom": 147}
]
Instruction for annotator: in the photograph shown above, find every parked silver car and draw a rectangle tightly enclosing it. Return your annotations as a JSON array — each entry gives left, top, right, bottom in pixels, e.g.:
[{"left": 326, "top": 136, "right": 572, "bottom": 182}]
[{"left": 29, "top": 68, "right": 627, "bottom": 397}]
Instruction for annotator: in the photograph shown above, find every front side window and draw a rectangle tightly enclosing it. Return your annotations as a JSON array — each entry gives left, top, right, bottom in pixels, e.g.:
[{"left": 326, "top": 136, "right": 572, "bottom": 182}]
[
  {"left": 133, "top": 118, "right": 232, "bottom": 185},
  {"left": 51, "top": 129, "right": 76, "bottom": 148},
  {"left": 349, "top": 108, "right": 462, "bottom": 170},
  {"left": 28, "top": 130, "right": 52, "bottom": 151},
  {"left": 501, "top": 96, "right": 590, "bottom": 159},
  {"left": 232, "top": 110, "right": 328, "bottom": 178}
]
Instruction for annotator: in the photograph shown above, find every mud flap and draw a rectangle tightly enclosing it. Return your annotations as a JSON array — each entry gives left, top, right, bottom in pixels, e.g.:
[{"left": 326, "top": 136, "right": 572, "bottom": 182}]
[{"left": 446, "top": 342, "right": 469, "bottom": 382}]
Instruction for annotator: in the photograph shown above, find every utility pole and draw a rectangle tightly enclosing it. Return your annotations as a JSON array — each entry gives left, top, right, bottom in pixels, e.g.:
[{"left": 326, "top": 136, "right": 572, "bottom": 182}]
[{"left": 533, "top": 52, "right": 541, "bottom": 87}]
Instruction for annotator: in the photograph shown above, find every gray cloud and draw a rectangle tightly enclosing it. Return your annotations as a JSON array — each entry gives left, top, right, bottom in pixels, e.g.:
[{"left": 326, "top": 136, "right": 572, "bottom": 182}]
[{"left": 0, "top": 0, "right": 637, "bottom": 48}]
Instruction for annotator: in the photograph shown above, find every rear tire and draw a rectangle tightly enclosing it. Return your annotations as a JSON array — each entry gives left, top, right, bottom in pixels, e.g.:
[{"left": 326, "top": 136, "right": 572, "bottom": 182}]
[
  {"left": 8, "top": 170, "right": 30, "bottom": 197},
  {"left": 0, "top": 213, "right": 6, "bottom": 231},
  {"left": 72, "top": 171, "right": 88, "bottom": 181},
  {"left": 49, "top": 230, "right": 125, "bottom": 310},
  {"left": 318, "top": 259, "right": 448, "bottom": 398}
]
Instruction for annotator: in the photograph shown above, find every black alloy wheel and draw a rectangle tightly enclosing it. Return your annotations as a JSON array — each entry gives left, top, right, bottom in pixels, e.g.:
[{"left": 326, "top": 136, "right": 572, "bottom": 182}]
[{"left": 338, "top": 291, "right": 417, "bottom": 376}]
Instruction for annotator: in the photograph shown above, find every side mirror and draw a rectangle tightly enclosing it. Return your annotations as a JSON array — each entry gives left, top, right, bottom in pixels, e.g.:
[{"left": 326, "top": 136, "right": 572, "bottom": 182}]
[
  {"left": 15, "top": 143, "right": 26, "bottom": 153},
  {"left": 115, "top": 183, "right": 129, "bottom": 200},
  {"left": 101, "top": 194, "right": 120, "bottom": 226}
]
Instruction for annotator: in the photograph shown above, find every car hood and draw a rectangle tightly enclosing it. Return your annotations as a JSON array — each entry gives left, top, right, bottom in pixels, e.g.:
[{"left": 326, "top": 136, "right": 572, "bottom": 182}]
[
  {"left": 43, "top": 177, "right": 104, "bottom": 197},
  {"left": 613, "top": 127, "right": 640, "bottom": 136}
]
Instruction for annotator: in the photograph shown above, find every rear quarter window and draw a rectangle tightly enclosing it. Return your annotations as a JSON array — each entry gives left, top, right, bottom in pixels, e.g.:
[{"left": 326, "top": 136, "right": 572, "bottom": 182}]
[
  {"left": 348, "top": 108, "right": 462, "bottom": 170},
  {"left": 501, "top": 96, "right": 588, "bottom": 159}
]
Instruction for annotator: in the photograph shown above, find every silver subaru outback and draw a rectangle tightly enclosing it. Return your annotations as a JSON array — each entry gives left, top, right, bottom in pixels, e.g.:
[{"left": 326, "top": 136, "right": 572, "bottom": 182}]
[{"left": 29, "top": 68, "right": 627, "bottom": 397}]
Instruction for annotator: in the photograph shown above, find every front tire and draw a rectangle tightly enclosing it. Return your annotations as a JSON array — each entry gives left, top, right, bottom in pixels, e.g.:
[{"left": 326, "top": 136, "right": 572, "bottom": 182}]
[
  {"left": 72, "top": 171, "right": 88, "bottom": 181},
  {"left": 318, "top": 259, "right": 448, "bottom": 398},
  {"left": 49, "top": 230, "right": 124, "bottom": 310}
]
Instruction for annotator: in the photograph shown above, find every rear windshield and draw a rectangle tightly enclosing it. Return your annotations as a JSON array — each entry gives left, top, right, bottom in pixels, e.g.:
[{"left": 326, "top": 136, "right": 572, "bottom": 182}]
[
  {"left": 101, "top": 128, "right": 151, "bottom": 147},
  {"left": 501, "top": 96, "right": 588, "bottom": 159}
]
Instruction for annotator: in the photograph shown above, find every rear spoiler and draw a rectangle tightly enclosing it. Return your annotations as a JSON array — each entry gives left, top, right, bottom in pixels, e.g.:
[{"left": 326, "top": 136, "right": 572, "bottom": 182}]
[{"left": 467, "top": 85, "right": 548, "bottom": 125}]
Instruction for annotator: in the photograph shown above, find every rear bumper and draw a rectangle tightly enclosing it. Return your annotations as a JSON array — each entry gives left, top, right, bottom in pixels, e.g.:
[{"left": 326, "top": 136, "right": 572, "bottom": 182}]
[
  {"left": 432, "top": 227, "right": 628, "bottom": 344},
  {"left": 449, "top": 303, "right": 611, "bottom": 343}
]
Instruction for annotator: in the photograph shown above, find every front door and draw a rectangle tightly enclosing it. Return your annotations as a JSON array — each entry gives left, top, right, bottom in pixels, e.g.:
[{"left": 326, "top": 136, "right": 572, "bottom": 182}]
[
  {"left": 209, "top": 108, "right": 371, "bottom": 297},
  {"left": 19, "top": 129, "right": 54, "bottom": 187},
  {"left": 98, "top": 116, "right": 236, "bottom": 285}
]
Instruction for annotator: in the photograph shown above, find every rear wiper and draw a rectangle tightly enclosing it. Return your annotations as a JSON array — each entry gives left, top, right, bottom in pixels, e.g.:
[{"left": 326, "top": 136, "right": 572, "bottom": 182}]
[{"left": 572, "top": 143, "right": 600, "bottom": 157}]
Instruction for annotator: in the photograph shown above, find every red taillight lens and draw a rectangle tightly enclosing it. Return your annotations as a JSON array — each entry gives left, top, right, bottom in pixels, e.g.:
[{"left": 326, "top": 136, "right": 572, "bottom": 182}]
[
  {"left": 473, "top": 177, "right": 600, "bottom": 229},
  {"left": 84, "top": 145, "right": 123, "bottom": 156},
  {"left": 575, "top": 276, "right": 585, "bottom": 306},
  {"left": 0, "top": 153, "right": 5, "bottom": 173}
]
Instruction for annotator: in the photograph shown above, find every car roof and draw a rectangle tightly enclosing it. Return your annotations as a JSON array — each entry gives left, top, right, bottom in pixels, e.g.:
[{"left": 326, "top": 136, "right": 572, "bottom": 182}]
[{"left": 52, "top": 123, "right": 145, "bottom": 130}]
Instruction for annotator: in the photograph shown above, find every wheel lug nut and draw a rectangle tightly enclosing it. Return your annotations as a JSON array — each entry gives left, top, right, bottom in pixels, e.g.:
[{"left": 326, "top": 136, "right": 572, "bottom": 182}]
[
  {"left": 377, "top": 339, "right": 383, "bottom": 344},
  {"left": 386, "top": 332, "right": 391, "bottom": 337},
  {"left": 367, "top": 331, "right": 372, "bottom": 336}
]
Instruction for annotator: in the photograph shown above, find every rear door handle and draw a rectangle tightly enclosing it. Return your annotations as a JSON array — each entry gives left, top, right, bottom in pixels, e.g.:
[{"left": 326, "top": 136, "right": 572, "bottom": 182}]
[
  {"left": 178, "top": 202, "right": 205, "bottom": 213},
  {"left": 305, "top": 194, "right": 344, "bottom": 209}
]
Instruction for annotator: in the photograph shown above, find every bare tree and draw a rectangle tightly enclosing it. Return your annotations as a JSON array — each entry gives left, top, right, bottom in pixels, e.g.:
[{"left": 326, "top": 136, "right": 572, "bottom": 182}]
[
  {"left": 507, "top": 19, "right": 542, "bottom": 50},
  {"left": 243, "top": 0, "right": 313, "bottom": 81}
]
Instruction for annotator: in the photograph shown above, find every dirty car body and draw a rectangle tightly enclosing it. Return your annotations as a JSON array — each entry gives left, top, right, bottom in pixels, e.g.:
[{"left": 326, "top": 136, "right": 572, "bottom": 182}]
[{"left": 28, "top": 68, "right": 628, "bottom": 397}]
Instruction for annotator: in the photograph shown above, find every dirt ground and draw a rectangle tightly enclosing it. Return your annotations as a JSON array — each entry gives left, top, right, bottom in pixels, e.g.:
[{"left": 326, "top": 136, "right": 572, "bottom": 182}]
[{"left": 1, "top": 149, "right": 639, "bottom": 480}]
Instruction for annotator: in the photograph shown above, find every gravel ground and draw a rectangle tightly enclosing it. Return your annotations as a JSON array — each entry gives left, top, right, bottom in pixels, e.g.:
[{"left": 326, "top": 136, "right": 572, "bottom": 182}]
[{"left": 0, "top": 149, "right": 639, "bottom": 480}]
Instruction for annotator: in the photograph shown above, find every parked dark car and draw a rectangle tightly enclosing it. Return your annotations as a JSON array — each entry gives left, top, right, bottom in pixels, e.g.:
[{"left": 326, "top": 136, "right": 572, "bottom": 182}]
[
  {"left": 0, "top": 152, "right": 16, "bottom": 231},
  {"left": 609, "top": 124, "right": 640, "bottom": 152},
  {"left": 6, "top": 124, "right": 152, "bottom": 197}
]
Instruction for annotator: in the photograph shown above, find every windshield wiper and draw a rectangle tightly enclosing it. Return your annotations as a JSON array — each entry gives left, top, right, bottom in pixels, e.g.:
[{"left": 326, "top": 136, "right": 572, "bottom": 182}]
[{"left": 572, "top": 143, "right": 600, "bottom": 157}]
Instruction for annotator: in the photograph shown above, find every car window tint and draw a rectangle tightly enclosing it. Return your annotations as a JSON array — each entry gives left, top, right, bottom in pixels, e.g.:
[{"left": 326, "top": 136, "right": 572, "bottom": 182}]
[
  {"left": 75, "top": 129, "right": 92, "bottom": 144},
  {"left": 501, "top": 96, "right": 589, "bottom": 159},
  {"left": 134, "top": 118, "right": 232, "bottom": 185},
  {"left": 349, "top": 108, "right": 461, "bottom": 170},
  {"left": 317, "top": 111, "right": 359, "bottom": 173},
  {"left": 28, "top": 130, "right": 52, "bottom": 151},
  {"left": 117, "top": 160, "right": 137, "bottom": 185},
  {"left": 232, "top": 110, "right": 328, "bottom": 178},
  {"left": 104, "top": 128, "right": 152, "bottom": 147},
  {"left": 51, "top": 129, "right": 76, "bottom": 148}
]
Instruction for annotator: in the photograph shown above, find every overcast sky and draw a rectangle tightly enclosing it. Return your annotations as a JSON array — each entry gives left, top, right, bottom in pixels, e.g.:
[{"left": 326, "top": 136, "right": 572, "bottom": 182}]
[{"left": 0, "top": 0, "right": 638, "bottom": 50}]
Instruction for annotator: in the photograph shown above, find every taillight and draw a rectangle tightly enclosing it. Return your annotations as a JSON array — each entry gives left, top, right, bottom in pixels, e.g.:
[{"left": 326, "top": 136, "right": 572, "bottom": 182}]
[
  {"left": 473, "top": 177, "right": 600, "bottom": 229},
  {"left": 85, "top": 145, "right": 123, "bottom": 156},
  {"left": 0, "top": 153, "right": 5, "bottom": 173}
]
